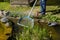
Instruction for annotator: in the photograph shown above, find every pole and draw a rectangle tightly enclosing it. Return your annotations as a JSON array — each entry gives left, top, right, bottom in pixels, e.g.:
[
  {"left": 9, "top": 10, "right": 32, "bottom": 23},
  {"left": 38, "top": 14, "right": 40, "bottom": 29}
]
[{"left": 40, "top": 0, "right": 46, "bottom": 15}]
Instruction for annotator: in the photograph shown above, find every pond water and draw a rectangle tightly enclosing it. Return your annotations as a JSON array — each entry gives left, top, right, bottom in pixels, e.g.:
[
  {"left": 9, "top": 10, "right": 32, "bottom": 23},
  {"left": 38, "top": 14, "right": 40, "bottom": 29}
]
[
  {"left": 36, "top": 21, "right": 60, "bottom": 40},
  {"left": 0, "top": 22, "right": 12, "bottom": 40},
  {"left": 0, "top": 19, "right": 60, "bottom": 40}
]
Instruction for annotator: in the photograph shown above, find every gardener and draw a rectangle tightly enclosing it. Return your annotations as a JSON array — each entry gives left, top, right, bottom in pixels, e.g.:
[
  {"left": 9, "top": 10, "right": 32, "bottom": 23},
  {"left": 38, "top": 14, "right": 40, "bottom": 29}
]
[{"left": 40, "top": 0, "right": 47, "bottom": 15}]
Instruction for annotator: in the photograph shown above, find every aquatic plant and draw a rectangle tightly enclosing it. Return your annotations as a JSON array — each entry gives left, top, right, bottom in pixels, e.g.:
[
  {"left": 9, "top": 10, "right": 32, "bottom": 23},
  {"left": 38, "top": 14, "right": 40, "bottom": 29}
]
[{"left": 17, "top": 23, "right": 50, "bottom": 40}]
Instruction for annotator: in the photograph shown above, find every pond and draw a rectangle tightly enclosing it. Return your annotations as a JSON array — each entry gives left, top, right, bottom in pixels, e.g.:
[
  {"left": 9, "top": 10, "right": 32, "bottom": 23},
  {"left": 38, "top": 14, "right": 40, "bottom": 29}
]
[{"left": 0, "top": 18, "right": 60, "bottom": 40}]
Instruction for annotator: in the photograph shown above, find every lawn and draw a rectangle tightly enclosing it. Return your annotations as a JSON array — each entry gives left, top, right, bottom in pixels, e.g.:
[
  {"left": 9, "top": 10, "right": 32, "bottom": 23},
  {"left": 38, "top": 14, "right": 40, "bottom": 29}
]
[{"left": 0, "top": 2, "right": 31, "bottom": 12}]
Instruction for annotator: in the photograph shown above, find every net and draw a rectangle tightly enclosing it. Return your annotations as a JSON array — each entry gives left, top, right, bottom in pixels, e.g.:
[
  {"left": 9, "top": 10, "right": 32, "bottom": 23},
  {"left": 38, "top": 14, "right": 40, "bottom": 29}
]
[
  {"left": 17, "top": 0, "right": 37, "bottom": 27},
  {"left": 17, "top": 16, "right": 34, "bottom": 27}
]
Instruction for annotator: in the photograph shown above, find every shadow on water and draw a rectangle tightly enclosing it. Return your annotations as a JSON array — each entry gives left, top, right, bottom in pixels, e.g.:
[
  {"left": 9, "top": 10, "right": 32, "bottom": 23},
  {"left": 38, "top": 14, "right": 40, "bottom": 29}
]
[
  {"left": 52, "top": 25, "right": 60, "bottom": 34},
  {"left": 50, "top": 25, "right": 60, "bottom": 40}
]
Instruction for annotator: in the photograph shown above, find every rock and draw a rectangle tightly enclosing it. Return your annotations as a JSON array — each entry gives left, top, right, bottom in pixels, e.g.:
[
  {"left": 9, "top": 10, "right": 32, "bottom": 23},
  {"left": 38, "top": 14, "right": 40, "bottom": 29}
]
[
  {"left": 48, "top": 22, "right": 58, "bottom": 27},
  {"left": 0, "top": 10, "right": 8, "bottom": 17},
  {"left": 5, "top": 22, "right": 10, "bottom": 27},
  {"left": 0, "top": 10, "right": 4, "bottom": 16},
  {"left": 6, "top": 11, "right": 10, "bottom": 16},
  {"left": 0, "top": 17, "right": 8, "bottom": 23}
]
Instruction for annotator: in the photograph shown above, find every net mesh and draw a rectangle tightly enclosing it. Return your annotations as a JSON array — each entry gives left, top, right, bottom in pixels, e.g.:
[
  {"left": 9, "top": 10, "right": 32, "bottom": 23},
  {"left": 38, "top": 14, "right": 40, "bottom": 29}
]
[{"left": 17, "top": 16, "right": 34, "bottom": 28}]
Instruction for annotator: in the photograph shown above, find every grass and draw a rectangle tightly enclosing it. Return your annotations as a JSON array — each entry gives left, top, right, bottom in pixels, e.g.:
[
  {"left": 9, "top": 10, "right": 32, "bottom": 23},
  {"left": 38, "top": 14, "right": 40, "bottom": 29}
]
[
  {"left": 0, "top": 2, "right": 59, "bottom": 12},
  {"left": 0, "top": 2, "right": 31, "bottom": 12},
  {"left": 41, "top": 13, "right": 60, "bottom": 22}
]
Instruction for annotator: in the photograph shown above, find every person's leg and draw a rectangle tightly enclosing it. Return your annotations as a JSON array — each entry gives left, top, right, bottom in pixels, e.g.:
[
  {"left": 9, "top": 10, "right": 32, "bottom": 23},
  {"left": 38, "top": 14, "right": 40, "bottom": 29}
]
[{"left": 40, "top": 0, "right": 46, "bottom": 15}]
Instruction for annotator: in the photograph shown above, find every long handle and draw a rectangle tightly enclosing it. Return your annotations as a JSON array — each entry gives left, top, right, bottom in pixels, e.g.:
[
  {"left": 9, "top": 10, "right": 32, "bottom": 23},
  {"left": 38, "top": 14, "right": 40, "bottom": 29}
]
[{"left": 28, "top": 0, "right": 37, "bottom": 17}]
